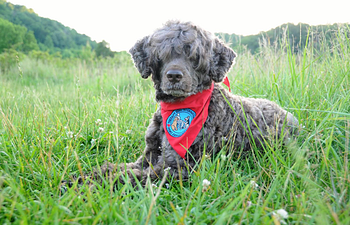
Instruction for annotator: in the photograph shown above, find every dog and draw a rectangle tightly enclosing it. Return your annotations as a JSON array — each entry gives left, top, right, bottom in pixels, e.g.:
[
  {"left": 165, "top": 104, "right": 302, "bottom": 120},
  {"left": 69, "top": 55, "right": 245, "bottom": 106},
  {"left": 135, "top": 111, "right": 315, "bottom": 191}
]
[{"left": 68, "top": 21, "right": 299, "bottom": 189}]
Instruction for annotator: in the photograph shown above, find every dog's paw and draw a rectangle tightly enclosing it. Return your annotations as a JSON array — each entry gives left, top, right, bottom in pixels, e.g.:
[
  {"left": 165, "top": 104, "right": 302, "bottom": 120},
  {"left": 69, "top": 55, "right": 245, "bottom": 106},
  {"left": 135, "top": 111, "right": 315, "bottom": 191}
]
[
  {"left": 59, "top": 180, "right": 73, "bottom": 195},
  {"left": 59, "top": 176, "right": 88, "bottom": 195}
]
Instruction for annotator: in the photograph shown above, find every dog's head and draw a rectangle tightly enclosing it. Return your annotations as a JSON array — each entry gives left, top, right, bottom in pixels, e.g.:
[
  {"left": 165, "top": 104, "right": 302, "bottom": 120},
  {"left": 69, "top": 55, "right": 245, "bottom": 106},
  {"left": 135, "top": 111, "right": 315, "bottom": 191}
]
[{"left": 129, "top": 21, "right": 236, "bottom": 102}]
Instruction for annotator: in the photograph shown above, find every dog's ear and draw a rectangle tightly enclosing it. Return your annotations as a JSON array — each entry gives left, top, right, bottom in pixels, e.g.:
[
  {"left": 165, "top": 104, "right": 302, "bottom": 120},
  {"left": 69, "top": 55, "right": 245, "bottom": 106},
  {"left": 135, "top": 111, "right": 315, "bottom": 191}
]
[
  {"left": 209, "top": 39, "right": 237, "bottom": 82},
  {"left": 129, "top": 36, "right": 152, "bottom": 79}
]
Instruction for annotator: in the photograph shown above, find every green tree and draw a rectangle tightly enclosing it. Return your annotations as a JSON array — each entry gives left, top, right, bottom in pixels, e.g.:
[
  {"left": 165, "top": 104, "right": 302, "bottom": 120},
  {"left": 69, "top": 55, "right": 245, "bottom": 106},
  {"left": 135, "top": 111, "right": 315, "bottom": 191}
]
[
  {"left": 28, "top": 50, "right": 51, "bottom": 61},
  {"left": 61, "top": 49, "right": 73, "bottom": 58},
  {"left": 0, "top": 18, "right": 26, "bottom": 52},
  {"left": 21, "top": 30, "right": 39, "bottom": 52},
  {"left": 44, "top": 35, "right": 54, "bottom": 49},
  {"left": 95, "top": 40, "right": 115, "bottom": 58},
  {"left": 79, "top": 42, "right": 95, "bottom": 60}
]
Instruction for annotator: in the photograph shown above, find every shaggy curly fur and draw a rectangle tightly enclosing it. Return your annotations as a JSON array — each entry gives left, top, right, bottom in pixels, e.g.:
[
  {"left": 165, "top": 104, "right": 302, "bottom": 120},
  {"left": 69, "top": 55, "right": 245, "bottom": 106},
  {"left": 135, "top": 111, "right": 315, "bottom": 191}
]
[{"left": 78, "top": 21, "right": 299, "bottom": 188}]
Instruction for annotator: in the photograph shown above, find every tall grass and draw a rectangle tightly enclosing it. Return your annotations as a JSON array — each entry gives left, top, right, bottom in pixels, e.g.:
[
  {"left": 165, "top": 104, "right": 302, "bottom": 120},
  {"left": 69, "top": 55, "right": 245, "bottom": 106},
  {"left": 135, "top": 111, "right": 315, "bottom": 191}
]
[{"left": 0, "top": 26, "right": 349, "bottom": 224}]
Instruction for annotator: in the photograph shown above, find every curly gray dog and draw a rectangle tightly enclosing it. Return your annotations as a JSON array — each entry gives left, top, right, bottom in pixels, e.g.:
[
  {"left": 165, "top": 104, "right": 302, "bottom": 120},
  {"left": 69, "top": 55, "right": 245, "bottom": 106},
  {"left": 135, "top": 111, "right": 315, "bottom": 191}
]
[{"left": 82, "top": 21, "right": 299, "bottom": 188}]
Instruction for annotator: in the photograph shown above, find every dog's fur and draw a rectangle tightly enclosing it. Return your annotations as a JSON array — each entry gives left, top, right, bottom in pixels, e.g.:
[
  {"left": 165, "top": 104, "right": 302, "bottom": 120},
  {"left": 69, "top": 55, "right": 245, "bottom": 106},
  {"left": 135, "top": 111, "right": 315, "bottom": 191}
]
[{"left": 81, "top": 21, "right": 299, "bottom": 187}]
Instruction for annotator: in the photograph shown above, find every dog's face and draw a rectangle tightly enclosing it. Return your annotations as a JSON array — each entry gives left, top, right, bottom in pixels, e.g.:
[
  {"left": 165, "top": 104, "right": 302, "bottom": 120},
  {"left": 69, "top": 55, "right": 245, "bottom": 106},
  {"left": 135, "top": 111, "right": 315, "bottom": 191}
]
[
  {"left": 159, "top": 52, "right": 198, "bottom": 98},
  {"left": 129, "top": 21, "right": 237, "bottom": 102}
]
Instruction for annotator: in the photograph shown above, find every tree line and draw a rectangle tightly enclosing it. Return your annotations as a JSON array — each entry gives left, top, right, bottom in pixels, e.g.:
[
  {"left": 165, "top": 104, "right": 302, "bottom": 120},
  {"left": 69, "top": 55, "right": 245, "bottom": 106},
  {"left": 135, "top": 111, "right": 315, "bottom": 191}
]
[
  {"left": 1, "top": 0, "right": 348, "bottom": 60},
  {"left": 216, "top": 23, "right": 349, "bottom": 54},
  {"left": 0, "top": 0, "right": 115, "bottom": 58}
]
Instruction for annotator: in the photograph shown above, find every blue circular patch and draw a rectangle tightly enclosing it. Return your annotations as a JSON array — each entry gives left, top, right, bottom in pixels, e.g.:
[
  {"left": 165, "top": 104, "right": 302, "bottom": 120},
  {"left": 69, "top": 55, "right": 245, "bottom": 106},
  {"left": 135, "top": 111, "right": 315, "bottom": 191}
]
[{"left": 166, "top": 108, "right": 196, "bottom": 137}]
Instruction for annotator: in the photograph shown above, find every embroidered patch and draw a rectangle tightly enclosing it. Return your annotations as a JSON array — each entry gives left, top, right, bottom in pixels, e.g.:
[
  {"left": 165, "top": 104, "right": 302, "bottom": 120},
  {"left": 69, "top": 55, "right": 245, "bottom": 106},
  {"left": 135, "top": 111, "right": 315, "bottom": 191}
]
[{"left": 166, "top": 108, "right": 196, "bottom": 137}]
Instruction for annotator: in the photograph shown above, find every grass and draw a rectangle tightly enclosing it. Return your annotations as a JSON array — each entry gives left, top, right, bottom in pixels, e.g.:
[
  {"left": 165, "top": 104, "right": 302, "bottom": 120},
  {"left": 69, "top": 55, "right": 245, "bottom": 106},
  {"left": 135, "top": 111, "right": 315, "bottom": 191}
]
[{"left": 0, "top": 27, "right": 349, "bottom": 224}]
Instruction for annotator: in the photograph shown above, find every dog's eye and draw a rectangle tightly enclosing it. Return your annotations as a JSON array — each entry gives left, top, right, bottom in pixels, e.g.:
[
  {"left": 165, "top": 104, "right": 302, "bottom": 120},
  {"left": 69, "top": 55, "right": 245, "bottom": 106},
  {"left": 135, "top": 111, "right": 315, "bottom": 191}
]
[
  {"left": 184, "top": 45, "right": 191, "bottom": 57},
  {"left": 193, "top": 54, "right": 200, "bottom": 69}
]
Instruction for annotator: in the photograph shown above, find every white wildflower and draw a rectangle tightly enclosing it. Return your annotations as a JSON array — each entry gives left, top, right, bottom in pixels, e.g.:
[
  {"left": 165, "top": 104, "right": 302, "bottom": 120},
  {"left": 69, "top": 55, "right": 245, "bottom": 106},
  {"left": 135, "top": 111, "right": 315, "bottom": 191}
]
[
  {"left": 116, "top": 100, "right": 120, "bottom": 106},
  {"left": 202, "top": 179, "right": 211, "bottom": 192},
  {"left": 67, "top": 131, "right": 74, "bottom": 139},
  {"left": 165, "top": 183, "right": 170, "bottom": 189},
  {"left": 91, "top": 139, "right": 96, "bottom": 146},
  {"left": 152, "top": 183, "right": 157, "bottom": 188},
  {"left": 250, "top": 180, "right": 259, "bottom": 189},
  {"left": 202, "top": 179, "right": 211, "bottom": 187},
  {"left": 98, "top": 127, "right": 104, "bottom": 133},
  {"left": 272, "top": 209, "right": 289, "bottom": 224},
  {"left": 126, "top": 130, "right": 132, "bottom": 134},
  {"left": 221, "top": 154, "right": 227, "bottom": 161},
  {"left": 164, "top": 167, "right": 171, "bottom": 172},
  {"left": 246, "top": 201, "right": 252, "bottom": 207},
  {"left": 95, "top": 119, "right": 102, "bottom": 126},
  {"left": 275, "top": 209, "right": 288, "bottom": 219}
]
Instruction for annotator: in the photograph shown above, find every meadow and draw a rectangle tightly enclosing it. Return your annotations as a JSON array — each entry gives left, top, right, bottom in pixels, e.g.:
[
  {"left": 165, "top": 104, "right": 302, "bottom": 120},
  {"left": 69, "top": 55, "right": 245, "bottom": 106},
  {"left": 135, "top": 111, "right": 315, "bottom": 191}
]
[{"left": 0, "top": 27, "right": 349, "bottom": 224}]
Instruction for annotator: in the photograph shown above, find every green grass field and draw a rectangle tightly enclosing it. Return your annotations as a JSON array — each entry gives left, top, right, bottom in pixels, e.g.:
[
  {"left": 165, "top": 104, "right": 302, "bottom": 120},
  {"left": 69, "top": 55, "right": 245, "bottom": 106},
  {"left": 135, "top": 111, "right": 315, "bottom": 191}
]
[{"left": 0, "top": 28, "right": 349, "bottom": 224}]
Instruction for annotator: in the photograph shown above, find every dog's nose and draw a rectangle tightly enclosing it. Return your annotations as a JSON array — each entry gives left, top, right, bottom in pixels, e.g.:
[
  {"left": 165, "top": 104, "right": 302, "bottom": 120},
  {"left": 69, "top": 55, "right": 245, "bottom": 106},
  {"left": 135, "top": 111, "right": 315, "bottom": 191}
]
[{"left": 166, "top": 70, "right": 183, "bottom": 83}]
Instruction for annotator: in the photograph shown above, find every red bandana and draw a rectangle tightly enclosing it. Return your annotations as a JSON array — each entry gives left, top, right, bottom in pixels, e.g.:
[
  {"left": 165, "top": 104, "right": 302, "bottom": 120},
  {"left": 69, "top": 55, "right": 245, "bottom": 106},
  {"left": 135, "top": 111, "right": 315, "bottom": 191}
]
[
  {"left": 161, "top": 83, "right": 214, "bottom": 159},
  {"left": 223, "top": 77, "right": 231, "bottom": 92}
]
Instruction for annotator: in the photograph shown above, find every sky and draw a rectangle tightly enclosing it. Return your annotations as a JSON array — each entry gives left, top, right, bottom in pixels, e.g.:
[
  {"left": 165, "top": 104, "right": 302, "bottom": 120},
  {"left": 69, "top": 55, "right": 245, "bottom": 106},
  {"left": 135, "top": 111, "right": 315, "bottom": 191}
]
[{"left": 7, "top": 0, "right": 350, "bottom": 51}]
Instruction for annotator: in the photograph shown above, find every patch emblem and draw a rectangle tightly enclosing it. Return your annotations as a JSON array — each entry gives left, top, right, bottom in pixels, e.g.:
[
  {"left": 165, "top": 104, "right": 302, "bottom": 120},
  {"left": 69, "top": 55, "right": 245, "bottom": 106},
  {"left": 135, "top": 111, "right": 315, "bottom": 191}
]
[{"left": 166, "top": 108, "right": 196, "bottom": 137}]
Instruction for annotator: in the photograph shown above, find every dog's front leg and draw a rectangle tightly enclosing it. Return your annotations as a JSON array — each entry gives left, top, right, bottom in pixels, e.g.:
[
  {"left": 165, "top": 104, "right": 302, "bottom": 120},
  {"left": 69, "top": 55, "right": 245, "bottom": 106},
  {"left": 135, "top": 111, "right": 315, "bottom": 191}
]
[
  {"left": 123, "top": 109, "right": 163, "bottom": 169},
  {"left": 93, "top": 110, "right": 164, "bottom": 187}
]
